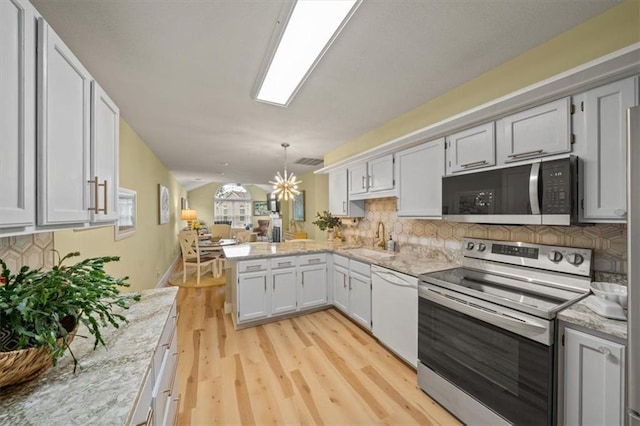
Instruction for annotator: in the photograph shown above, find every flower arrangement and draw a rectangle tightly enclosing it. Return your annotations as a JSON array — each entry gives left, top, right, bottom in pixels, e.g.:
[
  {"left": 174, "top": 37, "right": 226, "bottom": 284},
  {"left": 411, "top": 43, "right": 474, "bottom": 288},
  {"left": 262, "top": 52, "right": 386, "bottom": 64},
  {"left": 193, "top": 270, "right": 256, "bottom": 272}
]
[{"left": 311, "top": 211, "right": 341, "bottom": 231}]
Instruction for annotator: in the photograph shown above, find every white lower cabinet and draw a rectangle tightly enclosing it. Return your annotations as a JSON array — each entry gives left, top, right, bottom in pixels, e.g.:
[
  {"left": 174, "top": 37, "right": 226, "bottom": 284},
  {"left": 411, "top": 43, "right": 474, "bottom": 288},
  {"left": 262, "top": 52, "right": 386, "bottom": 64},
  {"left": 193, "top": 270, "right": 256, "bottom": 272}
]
[
  {"left": 271, "top": 257, "right": 297, "bottom": 315},
  {"left": 332, "top": 255, "right": 372, "bottom": 330},
  {"left": 299, "top": 264, "right": 328, "bottom": 309},
  {"left": 235, "top": 255, "right": 328, "bottom": 326},
  {"left": 562, "top": 326, "right": 625, "bottom": 426},
  {"left": 131, "top": 300, "right": 178, "bottom": 426}
]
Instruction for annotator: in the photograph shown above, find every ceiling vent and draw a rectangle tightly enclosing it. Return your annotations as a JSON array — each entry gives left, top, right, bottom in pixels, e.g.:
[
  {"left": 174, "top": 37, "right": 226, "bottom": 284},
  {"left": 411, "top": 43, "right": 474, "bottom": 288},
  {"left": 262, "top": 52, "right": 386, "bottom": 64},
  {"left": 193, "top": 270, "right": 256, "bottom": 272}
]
[{"left": 294, "top": 157, "right": 324, "bottom": 166}]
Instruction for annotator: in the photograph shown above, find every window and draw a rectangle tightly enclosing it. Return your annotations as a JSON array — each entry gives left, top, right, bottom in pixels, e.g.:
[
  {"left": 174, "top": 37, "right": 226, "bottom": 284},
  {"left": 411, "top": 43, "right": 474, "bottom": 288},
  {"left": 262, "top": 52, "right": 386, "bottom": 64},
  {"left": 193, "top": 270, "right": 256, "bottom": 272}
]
[{"left": 214, "top": 184, "right": 252, "bottom": 228}]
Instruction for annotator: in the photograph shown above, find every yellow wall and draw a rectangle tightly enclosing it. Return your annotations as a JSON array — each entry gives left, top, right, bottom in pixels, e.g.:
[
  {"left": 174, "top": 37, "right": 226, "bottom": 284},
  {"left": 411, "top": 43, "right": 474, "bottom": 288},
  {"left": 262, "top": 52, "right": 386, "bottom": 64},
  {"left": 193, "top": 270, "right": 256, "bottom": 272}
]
[
  {"left": 53, "top": 119, "right": 186, "bottom": 292},
  {"left": 187, "top": 182, "right": 270, "bottom": 230},
  {"left": 325, "top": 0, "right": 640, "bottom": 165},
  {"left": 293, "top": 170, "right": 328, "bottom": 240}
]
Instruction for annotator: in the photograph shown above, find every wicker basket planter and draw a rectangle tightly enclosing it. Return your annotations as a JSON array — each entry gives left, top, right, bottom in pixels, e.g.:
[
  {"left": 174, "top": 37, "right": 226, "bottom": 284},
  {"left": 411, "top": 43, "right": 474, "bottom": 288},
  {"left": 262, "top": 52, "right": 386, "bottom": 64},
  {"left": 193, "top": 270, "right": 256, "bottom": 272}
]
[{"left": 0, "top": 327, "right": 76, "bottom": 388}]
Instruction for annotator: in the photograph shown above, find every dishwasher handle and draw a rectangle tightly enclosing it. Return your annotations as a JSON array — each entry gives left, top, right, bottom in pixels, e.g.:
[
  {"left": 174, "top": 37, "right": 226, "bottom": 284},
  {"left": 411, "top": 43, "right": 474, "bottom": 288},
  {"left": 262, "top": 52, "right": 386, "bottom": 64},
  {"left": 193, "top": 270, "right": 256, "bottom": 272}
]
[{"left": 371, "top": 270, "right": 417, "bottom": 289}]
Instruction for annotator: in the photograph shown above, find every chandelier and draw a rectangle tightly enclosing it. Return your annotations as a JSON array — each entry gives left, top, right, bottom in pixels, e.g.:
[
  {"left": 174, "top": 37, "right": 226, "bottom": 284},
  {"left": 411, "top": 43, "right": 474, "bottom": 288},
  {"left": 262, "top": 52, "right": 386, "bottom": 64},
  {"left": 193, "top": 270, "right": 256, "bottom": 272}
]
[{"left": 269, "top": 143, "right": 301, "bottom": 201}]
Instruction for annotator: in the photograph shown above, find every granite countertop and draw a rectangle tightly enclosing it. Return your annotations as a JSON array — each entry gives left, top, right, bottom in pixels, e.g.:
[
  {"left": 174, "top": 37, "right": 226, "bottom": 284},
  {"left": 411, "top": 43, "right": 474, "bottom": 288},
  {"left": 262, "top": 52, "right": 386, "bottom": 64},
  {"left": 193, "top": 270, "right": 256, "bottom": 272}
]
[
  {"left": 557, "top": 299, "right": 627, "bottom": 340},
  {"left": 223, "top": 240, "right": 459, "bottom": 277},
  {"left": 0, "top": 286, "right": 178, "bottom": 425}
]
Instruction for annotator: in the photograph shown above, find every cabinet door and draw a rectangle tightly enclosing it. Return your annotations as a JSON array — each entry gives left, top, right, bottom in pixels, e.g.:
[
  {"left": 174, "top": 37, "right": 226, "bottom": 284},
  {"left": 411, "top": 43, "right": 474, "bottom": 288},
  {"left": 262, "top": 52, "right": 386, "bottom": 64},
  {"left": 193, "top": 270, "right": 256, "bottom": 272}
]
[
  {"left": 271, "top": 268, "right": 297, "bottom": 315},
  {"left": 446, "top": 122, "right": 495, "bottom": 173},
  {"left": 578, "top": 77, "right": 638, "bottom": 222},
  {"left": 299, "top": 264, "right": 327, "bottom": 309},
  {"left": 0, "top": 0, "right": 36, "bottom": 229},
  {"left": 349, "top": 272, "right": 371, "bottom": 329},
  {"left": 396, "top": 138, "right": 444, "bottom": 217},
  {"left": 500, "top": 97, "right": 571, "bottom": 163},
  {"left": 237, "top": 272, "right": 269, "bottom": 322},
  {"left": 37, "top": 19, "right": 92, "bottom": 225},
  {"left": 564, "top": 328, "right": 625, "bottom": 426},
  {"left": 332, "top": 265, "right": 349, "bottom": 313},
  {"left": 368, "top": 154, "right": 394, "bottom": 192},
  {"left": 329, "top": 170, "right": 348, "bottom": 216},
  {"left": 348, "top": 163, "right": 368, "bottom": 196},
  {"left": 90, "top": 82, "right": 119, "bottom": 222}
]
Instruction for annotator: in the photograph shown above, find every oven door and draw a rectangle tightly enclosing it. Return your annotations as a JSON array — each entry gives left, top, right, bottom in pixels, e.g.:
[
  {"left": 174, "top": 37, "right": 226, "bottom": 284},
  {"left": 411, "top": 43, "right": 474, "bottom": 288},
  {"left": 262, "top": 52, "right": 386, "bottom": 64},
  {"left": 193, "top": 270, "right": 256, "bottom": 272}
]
[{"left": 418, "top": 289, "right": 554, "bottom": 425}]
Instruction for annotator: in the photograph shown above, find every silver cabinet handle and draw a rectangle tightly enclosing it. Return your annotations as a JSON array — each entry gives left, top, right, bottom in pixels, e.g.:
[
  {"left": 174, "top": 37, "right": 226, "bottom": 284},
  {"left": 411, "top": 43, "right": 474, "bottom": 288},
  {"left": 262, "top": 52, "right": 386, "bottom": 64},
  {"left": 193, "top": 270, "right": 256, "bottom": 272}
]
[
  {"left": 368, "top": 175, "right": 372, "bottom": 188},
  {"left": 343, "top": 201, "right": 346, "bottom": 213},
  {"left": 348, "top": 277, "right": 352, "bottom": 291},
  {"left": 302, "top": 272, "right": 305, "bottom": 287},
  {"left": 460, "top": 160, "right": 487, "bottom": 168},
  {"left": 264, "top": 276, "right": 266, "bottom": 292},
  {"left": 508, "top": 149, "right": 544, "bottom": 159},
  {"left": 343, "top": 274, "right": 347, "bottom": 288},
  {"left": 529, "top": 162, "right": 541, "bottom": 215},
  {"left": 277, "top": 262, "right": 291, "bottom": 267},
  {"left": 307, "top": 258, "right": 322, "bottom": 264},
  {"left": 361, "top": 175, "right": 366, "bottom": 189},
  {"left": 246, "top": 265, "right": 262, "bottom": 271},
  {"left": 88, "top": 176, "right": 108, "bottom": 214}
]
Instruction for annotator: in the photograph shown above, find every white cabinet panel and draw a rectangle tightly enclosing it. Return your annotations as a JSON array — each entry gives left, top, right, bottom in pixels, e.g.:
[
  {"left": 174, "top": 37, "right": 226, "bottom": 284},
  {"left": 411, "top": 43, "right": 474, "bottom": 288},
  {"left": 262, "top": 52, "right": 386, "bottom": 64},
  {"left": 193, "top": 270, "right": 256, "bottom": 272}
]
[
  {"left": 499, "top": 97, "right": 571, "bottom": 164},
  {"left": 368, "top": 154, "right": 394, "bottom": 192},
  {"left": 0, "top": 0, "right": 36, "bottom": 229},
  {"left": 271, "top": 268, "right": 297, "bottom": 315},
  {"left": 299, "top": 264, "right": 327, "bottom": 309},
  {"left": 564, "top": 328, "right": 625, "bottom": 426},
  {"left": 333, "top": 263, "right": 349, "bottom": 313},
  {"left": 348, "top": 163, "right": 368, "bottom": 196},
  {"left": 237, "top": 271, "right": 268, "bottom": 322},
  {"left": 90, "top": 82, "right": 119, "bottom": 222},
  {"left": 37, "top": 18, "right": 92, "bottom": 225},
  {"left": 575, "top": 76, "right": 638, "bottom": 222},
  {"left": 446, "top": 122, "right": 495, "bottom": 174},
  {"left": 328, "top": 169, "right": 364, "bottom": 217},
  {"left": 396, "top": 138, "right": 444, "bottom": 217},
  {"left": 349, "top": 272, "right": 371, "bottom": 329}
]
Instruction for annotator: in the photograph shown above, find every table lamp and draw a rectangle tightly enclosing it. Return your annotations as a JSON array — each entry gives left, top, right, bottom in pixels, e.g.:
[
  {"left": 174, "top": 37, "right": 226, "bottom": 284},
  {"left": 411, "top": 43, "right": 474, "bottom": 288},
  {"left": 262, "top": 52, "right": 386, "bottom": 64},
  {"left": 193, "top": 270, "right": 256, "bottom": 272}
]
[{"left": 181, "top": 209, "right": 197, "bottom": 230}]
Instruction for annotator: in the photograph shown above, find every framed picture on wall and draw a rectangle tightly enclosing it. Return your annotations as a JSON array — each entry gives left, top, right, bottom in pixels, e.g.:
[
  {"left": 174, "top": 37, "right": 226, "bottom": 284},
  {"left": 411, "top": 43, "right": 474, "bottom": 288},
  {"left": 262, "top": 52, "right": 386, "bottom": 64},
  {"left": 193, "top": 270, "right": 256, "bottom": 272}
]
[
  {"left": 115, "top": 188, "right": 137, "bottom": 240},
  {"left": 293, "top": 190, "right": 305, "bottom": 221},
  {"left": 159, "top": 184, "right": 170, "bottom": 224},
  {"left": 254, "top": 201, "right": 270, "bottom": 216}
]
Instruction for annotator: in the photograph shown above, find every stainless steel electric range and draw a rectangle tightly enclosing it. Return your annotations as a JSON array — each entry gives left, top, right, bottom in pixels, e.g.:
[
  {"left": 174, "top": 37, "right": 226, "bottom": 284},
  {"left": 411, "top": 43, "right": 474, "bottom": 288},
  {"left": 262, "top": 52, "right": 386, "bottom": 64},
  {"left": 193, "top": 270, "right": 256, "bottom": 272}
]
[{"left": 418, "top": 238, "right": 593, "bottom": 426}]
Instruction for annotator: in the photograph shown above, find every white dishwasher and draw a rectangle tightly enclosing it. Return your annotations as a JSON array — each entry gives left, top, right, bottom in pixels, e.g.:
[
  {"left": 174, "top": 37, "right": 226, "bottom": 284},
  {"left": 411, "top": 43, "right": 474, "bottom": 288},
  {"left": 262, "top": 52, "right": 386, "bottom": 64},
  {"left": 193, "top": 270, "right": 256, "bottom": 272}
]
[{"left": 371, "top": 265, "right": 418, "bottom": 368}]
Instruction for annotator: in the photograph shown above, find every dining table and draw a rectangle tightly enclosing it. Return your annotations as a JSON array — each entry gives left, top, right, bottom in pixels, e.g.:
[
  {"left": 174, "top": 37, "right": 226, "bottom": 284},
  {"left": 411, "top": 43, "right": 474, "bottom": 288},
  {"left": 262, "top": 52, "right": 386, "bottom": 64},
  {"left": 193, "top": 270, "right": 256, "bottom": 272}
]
[{"left": 198, "top": 238, "right": 237, "bottom": 252}]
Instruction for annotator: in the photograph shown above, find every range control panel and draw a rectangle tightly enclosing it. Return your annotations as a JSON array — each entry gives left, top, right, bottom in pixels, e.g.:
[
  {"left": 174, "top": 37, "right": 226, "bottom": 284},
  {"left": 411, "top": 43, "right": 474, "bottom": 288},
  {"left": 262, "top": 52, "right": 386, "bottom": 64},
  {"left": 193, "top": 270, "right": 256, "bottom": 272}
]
[{"left": 463, "top": 238, "right": 593, "bottom": 277}]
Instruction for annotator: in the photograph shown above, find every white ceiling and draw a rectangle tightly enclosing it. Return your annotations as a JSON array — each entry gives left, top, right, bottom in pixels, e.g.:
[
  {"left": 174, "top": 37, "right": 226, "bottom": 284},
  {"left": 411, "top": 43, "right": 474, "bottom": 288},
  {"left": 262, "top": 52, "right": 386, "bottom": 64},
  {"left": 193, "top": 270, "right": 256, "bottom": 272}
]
[{"left": 30, "top": 0, "right": 620, "bottom": 191}]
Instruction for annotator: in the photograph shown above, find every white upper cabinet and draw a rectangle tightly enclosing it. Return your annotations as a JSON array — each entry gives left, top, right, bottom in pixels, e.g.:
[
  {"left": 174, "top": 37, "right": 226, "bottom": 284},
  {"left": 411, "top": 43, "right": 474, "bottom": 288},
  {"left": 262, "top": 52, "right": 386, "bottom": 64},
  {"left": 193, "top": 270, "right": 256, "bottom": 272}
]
[
  {"left": 0, "top": 0, "right": 36, "bottom": 230},
  {"left": 90, "top": 82, "right": 120, "bottom": 223},
  {"left": 348, "top": 162, "right": 369, "bottom": 196},
  {"left": 328, "top": 169, "right": 364, "bottom": 217},
  {"left": 573, "top": 76, "right": 639, "bottom": 222},
  {"left": 37, "top": 18, "right": 93, "bottom": 226},
  {"left": 396, "top": 138, "right": 445, "bottom": 217},
  {"left": 445, "top": 122, "right": 495, "bottom": 174},
  {"left": 348, "top": 154, "right": 395, "bottom": 200},
  {"left": 498, "top": 97, "right": 572, "bottom": 164}
]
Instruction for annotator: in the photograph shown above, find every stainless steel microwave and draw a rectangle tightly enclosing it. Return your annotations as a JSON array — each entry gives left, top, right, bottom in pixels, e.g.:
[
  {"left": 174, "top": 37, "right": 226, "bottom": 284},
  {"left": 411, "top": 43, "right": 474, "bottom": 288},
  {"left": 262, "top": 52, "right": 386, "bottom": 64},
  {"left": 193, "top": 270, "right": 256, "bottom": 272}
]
[{"left": 442, "top": 155, "right": 578, "bottom": 225}]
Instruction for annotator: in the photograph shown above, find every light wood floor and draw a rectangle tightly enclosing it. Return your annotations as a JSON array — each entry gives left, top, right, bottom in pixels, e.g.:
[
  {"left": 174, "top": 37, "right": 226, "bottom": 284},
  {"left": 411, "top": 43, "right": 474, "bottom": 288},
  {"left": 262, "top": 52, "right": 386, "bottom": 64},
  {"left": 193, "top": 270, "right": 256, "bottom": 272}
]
[{"left": 174, "top": 284, "right": 460, "bottom": 425}]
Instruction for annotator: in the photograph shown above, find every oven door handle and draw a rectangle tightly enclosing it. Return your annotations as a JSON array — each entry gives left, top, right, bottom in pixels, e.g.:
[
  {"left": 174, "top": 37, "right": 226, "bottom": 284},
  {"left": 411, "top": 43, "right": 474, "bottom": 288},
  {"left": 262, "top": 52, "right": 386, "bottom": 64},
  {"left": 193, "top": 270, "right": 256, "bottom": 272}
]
[{"left": 420, "top": 286, "right": 550, "bottom": 343}]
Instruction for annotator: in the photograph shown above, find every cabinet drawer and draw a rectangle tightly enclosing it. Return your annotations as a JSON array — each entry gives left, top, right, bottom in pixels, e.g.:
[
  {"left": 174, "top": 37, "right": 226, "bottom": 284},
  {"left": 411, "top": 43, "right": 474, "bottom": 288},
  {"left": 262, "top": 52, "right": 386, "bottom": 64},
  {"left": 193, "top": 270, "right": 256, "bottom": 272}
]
[
  {"left": 130, "top": 370, "right": 153, "bottom": 426},
  {"left": 238, "top": 259, "right": 268, "bottom": 273},
  {"left": 161, "top": 394, "right": 179, "bottom": 426},
  {"left": 153, "top": 303, "right": 177, "bottom": 380},
  {"left": 270, "top": 256, "right": 296, "bottom": 269},
  {"left": 333, "top": 254, "right": 349, "bottom": 268},
  {"left": 350, "top": 259, "right": 370, "bottom": 277},
  {"left": 298, "top": 253, "right": 326, "bottom": 266}
]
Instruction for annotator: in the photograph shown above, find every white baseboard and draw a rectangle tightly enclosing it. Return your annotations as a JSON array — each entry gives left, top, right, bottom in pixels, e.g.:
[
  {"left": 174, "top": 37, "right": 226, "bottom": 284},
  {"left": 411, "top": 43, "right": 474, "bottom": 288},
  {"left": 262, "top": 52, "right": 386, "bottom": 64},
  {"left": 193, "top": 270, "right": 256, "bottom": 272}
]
[
  {"left": 224, "top": 302, "right": 232, "bottom": 314},
  {"left": 156, "top": 254, "right": 180, "bottom": 288}
]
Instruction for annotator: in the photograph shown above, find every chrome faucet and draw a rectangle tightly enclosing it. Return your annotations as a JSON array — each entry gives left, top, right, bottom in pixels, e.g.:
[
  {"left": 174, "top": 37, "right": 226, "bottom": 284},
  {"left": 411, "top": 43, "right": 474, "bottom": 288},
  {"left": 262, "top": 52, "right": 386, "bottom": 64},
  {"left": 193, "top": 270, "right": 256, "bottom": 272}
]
[{"left": 375, "top": 222, "right": 385, "bottom": 248}]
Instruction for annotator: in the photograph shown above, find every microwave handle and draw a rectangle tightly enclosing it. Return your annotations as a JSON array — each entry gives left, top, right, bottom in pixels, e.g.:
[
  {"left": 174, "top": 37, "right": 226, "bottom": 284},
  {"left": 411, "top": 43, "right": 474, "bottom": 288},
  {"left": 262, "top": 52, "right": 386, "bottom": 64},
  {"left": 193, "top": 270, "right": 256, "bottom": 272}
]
[{"left": 529, "top": 162, "right": 541, "bottom": 215}]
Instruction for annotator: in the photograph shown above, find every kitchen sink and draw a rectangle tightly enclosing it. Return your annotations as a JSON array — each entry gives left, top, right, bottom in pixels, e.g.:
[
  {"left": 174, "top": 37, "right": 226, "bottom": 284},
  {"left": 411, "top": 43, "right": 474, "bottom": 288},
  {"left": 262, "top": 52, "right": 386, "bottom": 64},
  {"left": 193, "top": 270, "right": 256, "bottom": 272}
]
[{"left": 343, "top": 247, "right": 395, "bottom": 260}]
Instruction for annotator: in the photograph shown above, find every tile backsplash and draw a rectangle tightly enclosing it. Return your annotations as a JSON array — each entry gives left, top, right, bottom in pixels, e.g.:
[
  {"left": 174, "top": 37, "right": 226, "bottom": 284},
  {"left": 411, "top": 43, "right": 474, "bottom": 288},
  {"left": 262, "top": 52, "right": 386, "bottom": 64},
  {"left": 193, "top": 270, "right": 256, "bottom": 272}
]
[
  {"left": 341, "top": 198, "right": 627, "bottom": 275},
  {"left": 0, "top": 233, "right": 55, "bottom": 272}
]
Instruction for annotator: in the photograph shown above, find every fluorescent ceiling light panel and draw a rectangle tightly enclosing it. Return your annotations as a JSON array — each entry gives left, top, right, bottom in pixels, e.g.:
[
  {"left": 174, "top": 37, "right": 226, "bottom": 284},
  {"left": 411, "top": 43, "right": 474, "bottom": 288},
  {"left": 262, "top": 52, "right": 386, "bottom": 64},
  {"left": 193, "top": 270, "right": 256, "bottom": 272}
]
[{"left": 256, "top": 0, "right": 360, "bottom": 106}]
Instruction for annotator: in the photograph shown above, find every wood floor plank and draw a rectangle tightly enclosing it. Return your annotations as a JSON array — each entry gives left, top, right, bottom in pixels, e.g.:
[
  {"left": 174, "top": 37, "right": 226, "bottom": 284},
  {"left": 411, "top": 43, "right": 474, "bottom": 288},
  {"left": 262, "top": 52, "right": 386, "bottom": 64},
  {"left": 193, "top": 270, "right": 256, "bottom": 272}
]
[
  {"left": 234, "top": 353, "right": 256, "bottom": 426},
  {"left": 174, "top": 278, "right": 459, "bottom": 426},
  {"left": 310, "top": 330, "right": 388, "bottom": 420},
  {"left": 255, "top": 325, "right": 295, "bottom": 398}
]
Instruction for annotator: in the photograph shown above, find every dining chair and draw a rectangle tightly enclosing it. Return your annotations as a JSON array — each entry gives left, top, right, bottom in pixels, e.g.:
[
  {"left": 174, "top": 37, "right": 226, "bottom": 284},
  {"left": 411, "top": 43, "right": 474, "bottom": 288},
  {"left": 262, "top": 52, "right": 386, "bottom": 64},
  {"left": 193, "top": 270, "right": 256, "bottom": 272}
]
[
  {"left": 210, "top": 224, "right": 232, "bottom": 239},
  {"left": 178, "top": 230, "right": 220, "bottom": 284}
]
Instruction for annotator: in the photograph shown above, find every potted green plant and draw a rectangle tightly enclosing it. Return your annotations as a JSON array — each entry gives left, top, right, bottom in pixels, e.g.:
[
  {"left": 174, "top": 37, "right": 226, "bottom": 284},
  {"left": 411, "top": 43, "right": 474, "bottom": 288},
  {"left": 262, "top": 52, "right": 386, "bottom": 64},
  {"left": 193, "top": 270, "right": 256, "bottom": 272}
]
[
  {"left": 0, "top": 251, "right": 140, "bottom": 387},
  {"left": 312, "top": 210, "right": 341, "bottom": 239}
]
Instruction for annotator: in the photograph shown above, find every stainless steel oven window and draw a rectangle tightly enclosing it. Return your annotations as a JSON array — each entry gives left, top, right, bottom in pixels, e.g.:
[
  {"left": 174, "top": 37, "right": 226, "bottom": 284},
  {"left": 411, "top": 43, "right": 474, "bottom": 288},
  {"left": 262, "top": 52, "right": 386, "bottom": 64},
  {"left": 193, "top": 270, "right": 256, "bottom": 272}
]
[{"left": 418, "top": 297, "right": 553, "bottom": 425}]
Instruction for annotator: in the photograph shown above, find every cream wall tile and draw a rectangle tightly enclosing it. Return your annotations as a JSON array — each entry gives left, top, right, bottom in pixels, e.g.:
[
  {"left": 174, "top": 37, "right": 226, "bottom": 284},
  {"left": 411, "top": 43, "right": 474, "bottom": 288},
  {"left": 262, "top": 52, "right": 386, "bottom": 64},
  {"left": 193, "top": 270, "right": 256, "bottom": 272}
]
[{"left": 0, "top": 233, "right": 54, "bottom": 272}]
